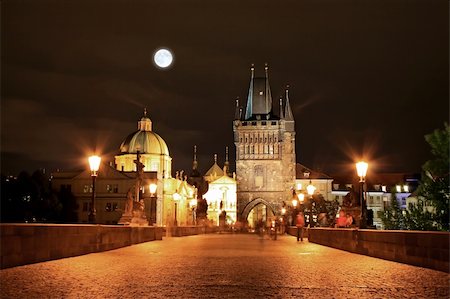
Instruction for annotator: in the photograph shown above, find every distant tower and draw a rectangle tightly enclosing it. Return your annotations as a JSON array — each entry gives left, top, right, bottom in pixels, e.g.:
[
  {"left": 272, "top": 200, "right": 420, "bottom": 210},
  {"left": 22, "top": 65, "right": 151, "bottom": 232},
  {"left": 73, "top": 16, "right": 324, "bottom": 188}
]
[{"left": 233, "top": 65, "right": 296, "bottom": 223}]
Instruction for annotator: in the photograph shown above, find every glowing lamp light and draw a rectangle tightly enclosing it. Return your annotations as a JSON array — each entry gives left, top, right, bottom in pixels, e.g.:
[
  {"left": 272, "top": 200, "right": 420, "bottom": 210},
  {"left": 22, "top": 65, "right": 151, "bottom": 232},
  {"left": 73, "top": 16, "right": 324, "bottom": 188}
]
[
  {"left": 281, "top": 207, "right": 286, "bottom": 215},
  {"left": 356, "top": 161, "right": 368, "bottom": 182},
  {"left": 88, "top": 155, "right": 101, "bottom": 176},
  {"left": 173, "top": 192, "right": 181, "bottom": 201},
  {"left": 403, "top": 185, "right": 409, "bottom": 192},
  {"left": 189, "top": 199, "right": 197, "bottom": 208},
  {"left": 149, "top": 183, "right": 157, "bottom": 195},
  {"left": 298, "top": 193, "right": 305, "bottom": 203},
  {"left": 296, "top": 183, "right": 302, "bottom": 190},
  {"left": 306, "top": 183, "right": 316, "bottom": 196},
  {"left": 292, "top": 199, "right": 298, "bottom": 208},
  {"left": 396, "top": 185, "right": 401, "bottom": 192}
]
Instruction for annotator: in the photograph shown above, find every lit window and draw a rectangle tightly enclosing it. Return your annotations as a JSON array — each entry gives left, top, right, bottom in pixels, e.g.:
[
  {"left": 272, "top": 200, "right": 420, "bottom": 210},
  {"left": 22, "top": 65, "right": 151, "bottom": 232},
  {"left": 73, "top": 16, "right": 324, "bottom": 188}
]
[
  {"left": 259, "top": 91, "right": 263, "bottom": 95},
  {"left": 396, "top": 185, "right": 401, "bottom": 192},
  {"left": 403, "top": 185, "right": 409, "bottom": 192},
  {"left": 381, "top": 185, "right": 387, "bottom": 192}
]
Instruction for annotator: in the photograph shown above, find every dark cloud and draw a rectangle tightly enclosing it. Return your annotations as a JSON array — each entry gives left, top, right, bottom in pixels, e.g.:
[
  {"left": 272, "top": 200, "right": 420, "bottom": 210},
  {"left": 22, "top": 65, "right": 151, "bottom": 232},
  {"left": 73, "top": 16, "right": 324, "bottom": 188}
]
[{"left": 2, "top": 0, "right": 448, "bottom": 175}]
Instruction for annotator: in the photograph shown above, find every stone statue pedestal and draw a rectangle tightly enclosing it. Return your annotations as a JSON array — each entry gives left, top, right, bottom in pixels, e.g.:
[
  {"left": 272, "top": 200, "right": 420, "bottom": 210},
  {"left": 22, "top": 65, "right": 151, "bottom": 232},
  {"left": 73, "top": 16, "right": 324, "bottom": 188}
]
[{"left": 118, "top": 201, "right": 148, "bottom": 226}]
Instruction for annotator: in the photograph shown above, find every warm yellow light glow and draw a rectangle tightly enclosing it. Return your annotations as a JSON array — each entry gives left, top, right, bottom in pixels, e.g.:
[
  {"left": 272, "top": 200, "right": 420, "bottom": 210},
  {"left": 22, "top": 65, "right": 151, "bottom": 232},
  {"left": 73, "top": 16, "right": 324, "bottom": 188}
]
[
  {"left": 281, "top": 207, "right": 286, "bottom": 215},
  {"left": 307, "top": 183, "right": 316, "bottom": 195},
  {"left": 173, "top": 192, "right": 181, "bottom": 201},
  {"left": 189, "top": 199, "right": 197, "bottom": 208},
  {"left": 149, "top": 183, "right": 157, "bottom": 195},
  {"left": 396, "top": 185, "right": 401, "bottom": 192},
  {"left": 292, "top": 199, "right": 298, "bottom": 207},
  {"left": 88, "top": 155, "right": 101, "bottom": 176},
  {"left": 356, "top": 161, "right": 368, "bottom": 181},
  {"left": 296, "top": 183, "right": 302, "bottom": 190},
  {"left": 403, "top": 185, "right": 409, "bottom": 192},
  {"left": 298, "top": 193, "right": 305, "bottom": 202}
]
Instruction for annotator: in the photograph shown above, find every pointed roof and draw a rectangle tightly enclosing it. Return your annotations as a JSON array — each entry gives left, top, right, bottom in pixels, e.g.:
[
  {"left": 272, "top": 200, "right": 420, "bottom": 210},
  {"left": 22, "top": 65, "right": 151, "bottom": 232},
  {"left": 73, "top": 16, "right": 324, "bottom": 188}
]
[
  {"left": 244, "top": 64, "right": 274, "bottom": 120},
  {"left": 205, "top": 154, "right": 224, "bottom": 181},
  {"left": 190, "top": 145, "right": 201, "bottom": 177},
  {"left": 284, "top": 87, "right": 294, "bottom": 121}
]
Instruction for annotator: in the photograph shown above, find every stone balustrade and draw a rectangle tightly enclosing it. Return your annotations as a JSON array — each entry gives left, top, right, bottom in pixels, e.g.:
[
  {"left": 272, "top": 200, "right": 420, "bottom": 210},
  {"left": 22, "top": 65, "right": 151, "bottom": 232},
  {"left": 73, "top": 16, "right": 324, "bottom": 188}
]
[
  {"left": 1, "top": 223, "right": 163, "bottom": 269},
  {"left": 307, "top": 227, "right": 449, "bottom": 273}
]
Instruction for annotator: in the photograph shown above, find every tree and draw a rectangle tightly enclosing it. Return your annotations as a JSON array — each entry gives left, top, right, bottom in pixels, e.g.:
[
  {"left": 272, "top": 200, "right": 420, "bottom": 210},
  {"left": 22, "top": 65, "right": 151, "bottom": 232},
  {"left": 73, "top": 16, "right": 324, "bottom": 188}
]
[
  {"left": 416, "top": 123, "right": 449, "bottom": 231},
  {"left": 404, "top": 199, "right": 436, "bottom": 231},
  {"left": 378, "top": 191, "right": 405, "bottom": 230}
]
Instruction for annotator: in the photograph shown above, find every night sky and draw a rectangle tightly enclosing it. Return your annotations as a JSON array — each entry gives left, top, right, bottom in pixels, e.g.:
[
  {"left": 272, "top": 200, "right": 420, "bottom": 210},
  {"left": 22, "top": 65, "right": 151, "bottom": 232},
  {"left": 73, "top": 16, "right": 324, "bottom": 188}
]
[{"left": 2, "top": 0, "right": 448, "bottom": 176}]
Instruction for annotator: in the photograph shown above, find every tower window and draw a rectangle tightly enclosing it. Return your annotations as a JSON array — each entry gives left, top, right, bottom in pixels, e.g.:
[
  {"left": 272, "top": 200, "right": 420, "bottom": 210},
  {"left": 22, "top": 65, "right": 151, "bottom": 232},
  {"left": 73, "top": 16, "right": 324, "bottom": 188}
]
[{"left": 259, "top": 91, "right": 263, "bottom": 95}]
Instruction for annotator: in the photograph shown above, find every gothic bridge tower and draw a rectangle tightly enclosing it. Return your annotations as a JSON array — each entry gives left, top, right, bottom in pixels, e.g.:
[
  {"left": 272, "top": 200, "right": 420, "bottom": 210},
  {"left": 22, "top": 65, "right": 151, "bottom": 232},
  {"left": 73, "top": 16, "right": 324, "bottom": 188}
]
[{"left": 233, "top": 64, "right": 296, "bottom": 225}]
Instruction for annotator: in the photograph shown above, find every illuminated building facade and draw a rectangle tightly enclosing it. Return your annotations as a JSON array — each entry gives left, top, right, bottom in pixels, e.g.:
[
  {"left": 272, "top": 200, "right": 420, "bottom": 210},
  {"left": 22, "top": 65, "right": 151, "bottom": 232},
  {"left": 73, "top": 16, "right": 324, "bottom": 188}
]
[{"left": 233, "top": 65, "right": 296, "bottom": 226}]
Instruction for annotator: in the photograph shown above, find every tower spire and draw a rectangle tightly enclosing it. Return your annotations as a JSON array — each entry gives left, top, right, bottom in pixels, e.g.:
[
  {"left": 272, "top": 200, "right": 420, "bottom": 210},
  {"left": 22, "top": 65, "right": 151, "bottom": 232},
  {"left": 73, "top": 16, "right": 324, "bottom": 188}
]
[
  {"left": 192, "top": 145, "right": 198, "bottom": 170},
  {"left": 279, "top": 97, "right": 284, "bottom": 119},
  {"left": 284, "top": 85, "right": 294, "bottom": 122},
  {"left": 234, "top": 97, "right": 241, "bottom": 120},
  {"left": 245, "top": 64, "right": 255, "bottom": 120},
  {"left": 264, "top": 63, "right": 272, "bottom": 115},
  {"left": 224, "top": 146, "right": 230, "bottom": 176}
]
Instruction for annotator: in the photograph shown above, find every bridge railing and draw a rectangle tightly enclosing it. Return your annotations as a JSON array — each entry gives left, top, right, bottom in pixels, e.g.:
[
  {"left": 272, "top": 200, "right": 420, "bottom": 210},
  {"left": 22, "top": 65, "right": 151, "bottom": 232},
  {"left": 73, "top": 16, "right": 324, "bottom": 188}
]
[
  {"left": 306, "top": 227, "right": 449, "bottom": 273},
  {"left": 0, "top": 223, "right": 163, "bottom": 269}
]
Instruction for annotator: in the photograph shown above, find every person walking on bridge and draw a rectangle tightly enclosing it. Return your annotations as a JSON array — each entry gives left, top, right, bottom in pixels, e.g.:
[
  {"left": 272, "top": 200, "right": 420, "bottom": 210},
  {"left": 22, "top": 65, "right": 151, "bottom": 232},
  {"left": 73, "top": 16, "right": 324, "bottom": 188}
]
[{"left": 296, "top": 212, "right": 305, "bottom": 242}]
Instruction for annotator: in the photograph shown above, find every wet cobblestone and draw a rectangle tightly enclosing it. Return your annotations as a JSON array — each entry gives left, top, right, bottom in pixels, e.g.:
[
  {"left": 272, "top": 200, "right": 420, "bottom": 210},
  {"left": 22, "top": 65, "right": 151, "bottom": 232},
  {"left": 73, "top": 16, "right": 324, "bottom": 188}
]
[{"left": 1, "top": 234, "right": 449, "bottom": 298}]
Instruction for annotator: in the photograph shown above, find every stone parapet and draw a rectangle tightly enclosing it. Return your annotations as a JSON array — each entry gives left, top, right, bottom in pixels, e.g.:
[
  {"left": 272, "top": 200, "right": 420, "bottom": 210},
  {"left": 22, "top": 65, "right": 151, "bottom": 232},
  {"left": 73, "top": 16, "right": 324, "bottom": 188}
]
[
  {"left": 308, "top": 227, "right": 449, "bottom": 273},
  {"left": 0, "top": 223, "right": 163, "bottom": 269}
]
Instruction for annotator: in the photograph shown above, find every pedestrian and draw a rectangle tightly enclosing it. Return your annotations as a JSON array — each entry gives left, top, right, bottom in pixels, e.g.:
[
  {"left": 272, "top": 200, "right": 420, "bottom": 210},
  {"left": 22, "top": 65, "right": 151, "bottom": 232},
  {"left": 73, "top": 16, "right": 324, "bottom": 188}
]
[{"left": 296, "top": 212, "right": 305, "bottom": 242}]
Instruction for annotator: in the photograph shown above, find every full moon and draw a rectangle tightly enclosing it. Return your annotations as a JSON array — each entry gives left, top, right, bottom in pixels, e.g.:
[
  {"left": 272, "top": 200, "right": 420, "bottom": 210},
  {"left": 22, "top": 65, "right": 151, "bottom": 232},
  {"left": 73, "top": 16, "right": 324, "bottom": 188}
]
[{"left": 153, "top": 48, "right": 173, "bottom": 68}]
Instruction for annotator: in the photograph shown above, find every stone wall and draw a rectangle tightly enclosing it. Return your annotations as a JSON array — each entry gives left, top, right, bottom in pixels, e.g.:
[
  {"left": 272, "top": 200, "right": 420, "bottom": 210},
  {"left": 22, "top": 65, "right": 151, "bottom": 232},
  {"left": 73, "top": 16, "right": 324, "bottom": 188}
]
[
  {"left": 0, "top": 223, "right": 163, "bottom": 269},
  {"left": 308, "top": 228, "right": 449, "bottom": 273}
]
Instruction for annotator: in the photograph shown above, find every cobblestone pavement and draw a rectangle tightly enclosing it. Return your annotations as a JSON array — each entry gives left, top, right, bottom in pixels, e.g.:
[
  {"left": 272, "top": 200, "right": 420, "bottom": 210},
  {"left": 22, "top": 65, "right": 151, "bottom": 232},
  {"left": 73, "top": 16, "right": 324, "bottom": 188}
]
[{"left": 1, "top": 234, "right": 449, "bottom": 299}]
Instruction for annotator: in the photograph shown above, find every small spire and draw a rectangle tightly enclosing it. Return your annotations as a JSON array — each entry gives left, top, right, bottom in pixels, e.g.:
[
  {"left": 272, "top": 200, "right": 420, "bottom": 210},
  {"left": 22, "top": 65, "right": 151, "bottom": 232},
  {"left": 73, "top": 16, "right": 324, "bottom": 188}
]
[
  {"left": 214, "top": 153, "right": 218, "bottom": 164},
  {"left": 234, "top": 97, "right": 241, "bottom": 120},
  {"left": 192, "top": 145, "right": 198, "bottom": 170},
  {"left": 251, "top": 64, "right": 255, "bottom": 77},
  {"left": 225, "top": 146, "right": 229, "bottom": 162},
  {"left": 279, "top": 97, "right": 284, "bottom": 119},
  {"left": 284, "top": 84, "right": 294, "bottom": 121},
  {"left": 143, "top": 107, "right": 147, "bottom": 117}
]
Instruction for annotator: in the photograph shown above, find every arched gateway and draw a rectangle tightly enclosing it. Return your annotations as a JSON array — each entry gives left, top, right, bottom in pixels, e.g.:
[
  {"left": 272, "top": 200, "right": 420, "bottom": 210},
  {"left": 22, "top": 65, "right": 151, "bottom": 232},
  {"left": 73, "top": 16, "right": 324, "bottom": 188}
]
[
  {"left": 242, "top": 198, "right": 276, "bottom": 227},
  {"left": 233, "top": 65, "right": 297, "bottom": 225}
]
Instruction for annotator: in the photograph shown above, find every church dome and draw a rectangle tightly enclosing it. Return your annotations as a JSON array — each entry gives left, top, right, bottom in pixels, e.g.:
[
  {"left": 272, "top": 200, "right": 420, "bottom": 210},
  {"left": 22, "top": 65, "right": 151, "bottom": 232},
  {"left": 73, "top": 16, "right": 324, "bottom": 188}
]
[{"left": 119, "top": 110, "right": 169, "bottom": 156}]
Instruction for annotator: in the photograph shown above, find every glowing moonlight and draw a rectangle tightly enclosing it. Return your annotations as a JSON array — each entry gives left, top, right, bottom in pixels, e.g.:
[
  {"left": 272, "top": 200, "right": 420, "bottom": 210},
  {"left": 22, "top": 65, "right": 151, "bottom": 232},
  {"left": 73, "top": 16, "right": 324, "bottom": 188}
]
[{"left": 153, "top": 48, "right": 173, "bottom": 68}]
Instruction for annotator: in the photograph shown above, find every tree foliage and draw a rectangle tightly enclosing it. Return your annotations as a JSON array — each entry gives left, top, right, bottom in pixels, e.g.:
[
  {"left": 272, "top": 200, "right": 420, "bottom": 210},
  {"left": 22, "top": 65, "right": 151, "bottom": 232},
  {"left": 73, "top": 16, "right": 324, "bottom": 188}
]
[
  {"left": 378, "top": 191, "right": 405, "bottom": 230},
  {"left": 415, "top": 123, "right": 450, "bottom": 231},
  {"left": 1, "top": 169, "right": 74, "bottom": 223}
]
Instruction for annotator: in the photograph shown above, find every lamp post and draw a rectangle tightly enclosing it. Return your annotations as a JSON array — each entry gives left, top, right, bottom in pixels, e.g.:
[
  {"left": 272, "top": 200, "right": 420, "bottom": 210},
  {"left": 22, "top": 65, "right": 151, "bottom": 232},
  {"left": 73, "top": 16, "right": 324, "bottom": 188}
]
[
  {"left": 291, "top": 197, "right": 298, "bottom": 226},
  {"left": 189, "top": 198, "right": 197, "bottom": 225},
  {"left": 173, "top": 192, "right": 181, "bottom": 226},
  {"left": 149, "top": 182, "right": 157, "bottom": 225},
  {"left": 88, "top": 155, "right": 101, "bottom": 224},
  {"left": 306, "top": 181, "right": 316, "bottom": 227},
  {"left": 356, "top": 161, "right": 368, "bottom": 229}
]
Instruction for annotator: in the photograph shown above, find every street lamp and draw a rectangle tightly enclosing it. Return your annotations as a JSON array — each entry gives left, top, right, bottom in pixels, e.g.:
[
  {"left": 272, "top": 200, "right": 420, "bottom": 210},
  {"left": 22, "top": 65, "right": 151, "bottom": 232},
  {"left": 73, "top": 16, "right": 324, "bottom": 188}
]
[
  {"left": 306, "top": 181, "right": 316, "bottom": 227},
  {"left": 189, "top": 198, "right": 197, "bottom": 225},
  {"left": 173, "top": 192, "right": 181, "bottom": 226},
  {"left": 88, "top": 155, "right": 101, "bottom": 224},
  {"left": 149, "top": 182, "right": 158, "bottom": 225},
  {"left": 356, "top": 161, "right": 368, "bottom": 229}
]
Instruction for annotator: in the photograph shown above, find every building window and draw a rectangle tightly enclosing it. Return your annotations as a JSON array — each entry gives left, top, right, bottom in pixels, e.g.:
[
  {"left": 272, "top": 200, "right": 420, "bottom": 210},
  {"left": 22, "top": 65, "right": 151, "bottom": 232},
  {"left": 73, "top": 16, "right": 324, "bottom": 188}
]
[
  {"left": 83, "top": 184, "right": 92, "bottom": 193},
  {"left": 106, "top": 184, "right": 119, "bottom": 193},
  {"left": 105, "top": 203, "right": 112, "bottom": 212},
  {"left": 113, "top": 203, "right": 118, "bottom": 211}
]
